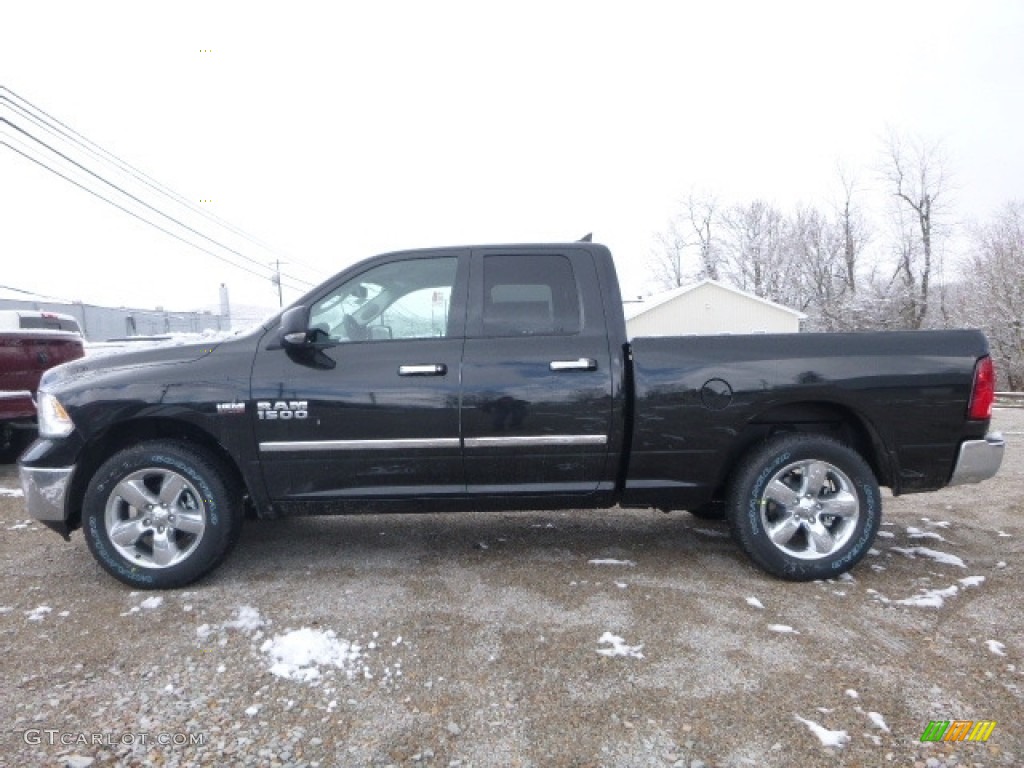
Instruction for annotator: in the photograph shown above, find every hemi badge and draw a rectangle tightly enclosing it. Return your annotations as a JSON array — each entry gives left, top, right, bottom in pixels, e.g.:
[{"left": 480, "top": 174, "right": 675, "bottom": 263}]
[{"left": 216, "top": 402, "right": 246, "bottom": 415}]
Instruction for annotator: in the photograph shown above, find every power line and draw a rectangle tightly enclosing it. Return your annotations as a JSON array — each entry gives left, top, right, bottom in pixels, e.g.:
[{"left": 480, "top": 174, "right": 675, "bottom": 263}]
[
  {"left": 1, "top": 136, "right": 311, "bottom": 293},
  {"left": 0, "top": 86, "right": 328, "bottom": 281},
  {"left": 1, "top": 115, "right": 317, "bottom": 292}
]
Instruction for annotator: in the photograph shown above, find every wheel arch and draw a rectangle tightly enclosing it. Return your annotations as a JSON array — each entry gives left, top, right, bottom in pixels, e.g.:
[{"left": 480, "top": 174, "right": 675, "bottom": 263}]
[
  {"left": 723, "top": 400, "right": 891, "bottom": 494},
  {"left": 66, "top": 418, "right": 251, "bottom": 532}
]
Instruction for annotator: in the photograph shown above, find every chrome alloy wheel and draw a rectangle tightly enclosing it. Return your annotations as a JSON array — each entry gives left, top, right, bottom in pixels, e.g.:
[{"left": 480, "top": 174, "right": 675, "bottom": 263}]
[
  {"left": 758, "top": 459, "right": 860, "bottom": 560},
  {"left": 104, "top": 468, "right": 207, "bottom": 568}
]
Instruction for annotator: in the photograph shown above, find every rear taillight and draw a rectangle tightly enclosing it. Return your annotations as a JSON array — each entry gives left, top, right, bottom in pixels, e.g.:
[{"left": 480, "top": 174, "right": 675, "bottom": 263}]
[{"left": 968, "top": 356, "right": 996, "bottom": 421}]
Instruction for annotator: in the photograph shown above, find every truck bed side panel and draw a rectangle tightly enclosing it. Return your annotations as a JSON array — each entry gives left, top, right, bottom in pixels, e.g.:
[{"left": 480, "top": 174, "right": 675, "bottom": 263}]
[{"left": 622, "top": 330, "right": 989, "bottom": 509}]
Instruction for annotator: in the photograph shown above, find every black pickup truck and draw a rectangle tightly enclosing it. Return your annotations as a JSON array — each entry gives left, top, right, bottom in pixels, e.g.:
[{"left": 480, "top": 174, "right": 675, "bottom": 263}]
[{"left": 19, "top": 242, "right": 1004, "bottom": 588}]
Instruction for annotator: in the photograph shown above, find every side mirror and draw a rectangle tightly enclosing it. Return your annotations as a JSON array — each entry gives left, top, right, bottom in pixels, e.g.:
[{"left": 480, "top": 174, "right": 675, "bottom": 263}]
[{"left": 279, "top": 306, "right": 311, "bottom": 346}]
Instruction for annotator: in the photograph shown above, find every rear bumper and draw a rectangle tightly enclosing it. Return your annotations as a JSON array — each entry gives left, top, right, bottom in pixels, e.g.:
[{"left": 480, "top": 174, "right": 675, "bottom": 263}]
[{"left": 948, "top": 433, "right": 1005, "bottom": 486}]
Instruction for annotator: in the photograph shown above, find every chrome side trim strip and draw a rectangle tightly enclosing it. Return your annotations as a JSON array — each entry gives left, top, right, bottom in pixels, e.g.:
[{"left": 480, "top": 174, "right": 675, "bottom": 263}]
[
  {"left": 464, "top": 435, "right": 607, "bottom": 448},
  {"left": 260, "top": 438, "right": 461, "bottom": 453}
]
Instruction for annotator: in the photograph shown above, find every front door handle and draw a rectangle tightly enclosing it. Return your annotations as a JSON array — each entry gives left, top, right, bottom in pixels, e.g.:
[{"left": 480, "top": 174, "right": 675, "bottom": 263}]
[
  {"left": 549, "top": 358, "right": 598, "bottom": 372},
  {"left": 398, "top": 364, "right": 448, "bottom": 376}
]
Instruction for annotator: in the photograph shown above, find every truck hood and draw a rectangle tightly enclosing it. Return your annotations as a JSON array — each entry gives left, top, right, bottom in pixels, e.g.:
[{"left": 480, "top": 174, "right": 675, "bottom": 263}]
[{"left": 40, "top": 339, "right": 222, "bottom": 391}]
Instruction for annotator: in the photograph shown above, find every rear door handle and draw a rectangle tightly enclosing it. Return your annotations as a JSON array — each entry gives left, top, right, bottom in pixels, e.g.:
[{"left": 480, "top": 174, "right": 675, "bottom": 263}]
[
  {"left": 398, "top": 364, "right": 448, "bottom": 376},
  {"left": 549, "top": 358, "right": 598, "bottom": 372}
]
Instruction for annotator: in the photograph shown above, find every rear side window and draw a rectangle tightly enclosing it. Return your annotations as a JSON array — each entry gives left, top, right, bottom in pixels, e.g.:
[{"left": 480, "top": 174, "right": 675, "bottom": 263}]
[{"left": 482, "top": 255, "right": 581, "bottom": 336}]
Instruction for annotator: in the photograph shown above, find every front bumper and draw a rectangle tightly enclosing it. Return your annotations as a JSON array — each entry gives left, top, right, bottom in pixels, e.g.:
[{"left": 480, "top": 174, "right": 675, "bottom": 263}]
[
  {"left": 19, "top": 464, "right": 74, "bottom": 535},
  {"left": 948, "top": 433, "right": 1005, "bottom": 486}
]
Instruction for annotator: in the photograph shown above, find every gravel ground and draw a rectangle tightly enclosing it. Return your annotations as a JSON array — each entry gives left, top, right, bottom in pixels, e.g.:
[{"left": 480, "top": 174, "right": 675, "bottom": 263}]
[{"left": 1, "top": 409, "right": 1021, "bottom": 768}]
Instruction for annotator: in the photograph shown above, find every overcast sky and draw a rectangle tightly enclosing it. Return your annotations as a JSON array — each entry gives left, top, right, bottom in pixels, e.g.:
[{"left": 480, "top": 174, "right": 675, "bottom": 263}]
[{"left": 2, "top": 0, "right": 1022, "bottom": 315}]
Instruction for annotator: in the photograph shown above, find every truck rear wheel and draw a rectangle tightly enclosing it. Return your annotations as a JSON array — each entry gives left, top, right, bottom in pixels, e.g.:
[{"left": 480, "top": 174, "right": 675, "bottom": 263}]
[
  {"left": 726, "top": 434, "right": 880, "bottom": 581},
  {"left": 82, "top": 441, "right": 242, "bottom": 589}
]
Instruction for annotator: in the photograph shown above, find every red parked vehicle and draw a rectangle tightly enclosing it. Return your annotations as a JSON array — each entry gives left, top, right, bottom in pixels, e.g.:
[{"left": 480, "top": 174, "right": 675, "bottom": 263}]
[{"left": 0, "top": 310, "right": 85, "bottom": 461}]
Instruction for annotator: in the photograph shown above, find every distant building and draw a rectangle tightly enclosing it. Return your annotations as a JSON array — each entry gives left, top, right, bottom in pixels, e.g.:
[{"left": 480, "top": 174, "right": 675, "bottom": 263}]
[
  {"left": 625, "top": 279, "right": 805, "bottom": 338},
  {"left": 0, "top": 288, "right": 230, "bottom": 342}
]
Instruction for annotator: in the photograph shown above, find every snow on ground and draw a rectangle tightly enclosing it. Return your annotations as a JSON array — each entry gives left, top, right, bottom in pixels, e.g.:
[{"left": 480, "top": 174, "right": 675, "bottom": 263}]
[
  {"left": 25, "top": 605, "right": 51, "bottom": 621},
  {"left": 906, "top": 526, "right": 945, "bottom": 541},
  {"left": 7, "top": 519, "right": 36, "bottom": 530},
  {"left": 794, "top": 715, "right": 849, "bottom": 748},
  {"left": 0, "top": 487, "right": 24, "bottom": 497},
  {"left": 867, "top": 711, "right": 890, "bottom": 732},
  {"left": 121, "top": 595, "right": 164, "bottom": 615},
  {"left": 767, "top": 624, "right": 799, "bottom": 634},
  {"left": 224, "top": 605, "right": 266, "bottom": 632},
  {"left": 959, "top": 575, "right": 985, "bottom": 588},
  {"left": 745, "top": 596, "right": 764, "bottom": 609},
  {"left": 987, "top": 640, "right": 1006, "bottom": 656},
  {"left": 596, "top": 632, "right": 644, "bottom": 659},
  {"left": 262, "top": 628, "right": 366, "bottom": 682},
  {"left": 587, "top": 558, "right": 636, "bottom": 567},
  {"left": 889, "top": 546, "right": 966, "bottom": 568},
  {"left": 844, "top": 689, "right": 859, "bottom": 699}
]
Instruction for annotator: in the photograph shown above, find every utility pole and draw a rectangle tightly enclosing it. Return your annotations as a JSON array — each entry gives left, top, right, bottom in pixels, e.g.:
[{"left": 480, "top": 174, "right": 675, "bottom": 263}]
[{"left": 271, "top": 260, "right": 283, "bottom": 307}]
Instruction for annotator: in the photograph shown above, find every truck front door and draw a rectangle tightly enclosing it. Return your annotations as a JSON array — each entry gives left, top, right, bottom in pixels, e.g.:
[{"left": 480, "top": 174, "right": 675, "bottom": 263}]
[{"left": 251, "top": 251, "right": 468, "bottom": 503}]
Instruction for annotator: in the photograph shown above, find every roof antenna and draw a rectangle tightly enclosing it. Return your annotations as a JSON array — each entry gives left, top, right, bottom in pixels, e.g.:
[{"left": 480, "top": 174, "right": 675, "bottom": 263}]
[{"left": 578, "top": 232, "right": 593, "bottom": 242}]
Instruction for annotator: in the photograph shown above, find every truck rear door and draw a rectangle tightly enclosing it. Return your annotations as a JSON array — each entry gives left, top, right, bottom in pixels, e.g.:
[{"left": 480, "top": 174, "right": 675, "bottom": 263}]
[{"left": 460, "top": 247, "right": 615, "bottom": 496}]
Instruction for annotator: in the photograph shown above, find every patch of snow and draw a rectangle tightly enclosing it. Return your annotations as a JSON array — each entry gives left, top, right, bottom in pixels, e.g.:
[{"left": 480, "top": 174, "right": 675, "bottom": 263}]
[
  {"left": 986, "top": 640, "right": 1006, "bottom": 657},
  {"left": 907, "top": 526, "right": 945, "bottom": 541},
  {"left": 958, "top": 575, "right": 985, "bottom": 588},
  {"left": 867, "top": 711, "right": 890, "bottom": 732},
  {"left": 261, "top": 628, "right": 364, "bottom": 682},
  {"left": 845, "top": 689, "right": 859, "bottom": 699},
  {"left": 889, "top": 547, "right": 966, "bottom": 568},
  {"left": 0, "top": 487, "right": 24, "bottom": 497},
  {"left": 876, "top": 531, "right": 894, "bottom": 538},
  {"left": 245, "top": 705, "right": 260, "bottom": 716},
  {"left": 921, "top": 518, "right": 951, "bottom": 528},
  {"left": 8, "top": 520, "right": 32, "bottom": 530},
  {"left": 140, "top": 596, "right": 163, "bottom": 610},
  {"left": 795, "top": 715, "right": 849, "bottom": 748},
  {"left": 588, "top": 558, "right": 636, "bottom": 567},
  {"left": 26, "top": 605, "right": 51, "bottom": 621},
  {"left": 996, "top": 561, "right": 1006, "bottom": 568},
  {"left": 614, "top": 581, "right": 628, "bottom": 589},
  {"left": 997, "top": 531, "right": 1011, "bottom": 537},
  {"left": 877, "top": 584, "right": 959, "bottom": 609},
  {"left": 224, "top": 605, "right": 265, "bottom": 632},
  {"left": 768, "top": 624, "right": 799, "bottom": 634},
  {"left": 745, "top": 596, "right": 764, "bottom": 609},
  {"left": 596, "top": 632, "right": 644, "bottom": 659}
]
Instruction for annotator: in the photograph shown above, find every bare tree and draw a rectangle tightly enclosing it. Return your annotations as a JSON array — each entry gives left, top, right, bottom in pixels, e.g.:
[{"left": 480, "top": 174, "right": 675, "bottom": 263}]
[
  {"left": 880, "top": 130, "right": 953, "bottom": 329},
  {"left": 955, "top": 202, "right": 1024, "bottom": 390},
  {"left": 719, "top": 200, "right": 793, "bottom": 305},
  {"left": 648, "top": 191, "right": 721, "bottom": 291}
]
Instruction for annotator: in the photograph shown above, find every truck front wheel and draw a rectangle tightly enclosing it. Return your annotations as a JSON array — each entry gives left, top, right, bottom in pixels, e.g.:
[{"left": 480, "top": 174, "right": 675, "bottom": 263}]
[
  {"left": 726, "top": 434, "right": 880, "bottom": 581},
  {"left": 82, "top": 441, "right": 242, "bottom": 589}
]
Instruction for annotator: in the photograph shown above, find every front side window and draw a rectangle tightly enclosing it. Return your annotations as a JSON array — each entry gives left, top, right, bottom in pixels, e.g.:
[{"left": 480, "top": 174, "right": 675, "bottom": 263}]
[
  {"left": 481, "top": 254, "right": 581, "bottom": 336},
  {"left": 310, "top": 257, "right": 457, "bottom": 342}
]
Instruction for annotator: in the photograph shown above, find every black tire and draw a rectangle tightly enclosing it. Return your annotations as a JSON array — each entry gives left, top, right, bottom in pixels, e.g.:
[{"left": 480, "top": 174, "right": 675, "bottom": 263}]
[
  {"left": 82, "top": 440, "right": 242, "bottom": 589},
  {"left": 726, "top": 434, "right": 881, "bottom": 581}
]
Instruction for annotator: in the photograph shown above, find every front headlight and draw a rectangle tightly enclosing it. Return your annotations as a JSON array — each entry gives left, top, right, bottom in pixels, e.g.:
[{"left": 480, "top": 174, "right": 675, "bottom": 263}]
[{"left": 37, "top": 391, "right": 74, "bottom": 438}]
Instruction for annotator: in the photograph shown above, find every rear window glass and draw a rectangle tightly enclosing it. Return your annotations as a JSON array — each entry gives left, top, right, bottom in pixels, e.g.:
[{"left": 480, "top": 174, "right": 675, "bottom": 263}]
[{"left": 481, "top": 255, "right": 581, "bottom": 336}]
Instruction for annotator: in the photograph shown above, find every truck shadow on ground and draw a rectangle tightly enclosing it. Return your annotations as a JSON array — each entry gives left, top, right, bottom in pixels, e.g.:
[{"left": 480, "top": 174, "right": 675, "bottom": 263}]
[{"left": 217, "top": 510, "right": 745, "bottom": 582}]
